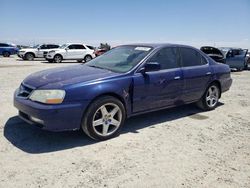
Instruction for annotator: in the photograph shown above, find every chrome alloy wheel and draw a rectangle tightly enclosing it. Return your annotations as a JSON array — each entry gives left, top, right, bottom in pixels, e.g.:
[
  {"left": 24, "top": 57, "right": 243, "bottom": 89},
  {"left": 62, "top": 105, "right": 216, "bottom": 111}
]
[
  {"left": 206, "top": 85, "right": 219, "bottom": 108},
  {"left": 92, "top": 103, "right": 122, "bottom": 136}
]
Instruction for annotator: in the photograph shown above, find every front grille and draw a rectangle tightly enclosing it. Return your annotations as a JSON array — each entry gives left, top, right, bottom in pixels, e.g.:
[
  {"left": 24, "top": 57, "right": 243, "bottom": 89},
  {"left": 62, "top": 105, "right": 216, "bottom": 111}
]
[{"left": 17, "top": 84, "right": 34, "bottom": 98}]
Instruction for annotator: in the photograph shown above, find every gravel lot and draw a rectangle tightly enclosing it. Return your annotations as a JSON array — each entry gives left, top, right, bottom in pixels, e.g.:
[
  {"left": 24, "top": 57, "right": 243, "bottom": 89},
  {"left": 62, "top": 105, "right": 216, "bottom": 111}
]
[{"left": 0, "top": 56, "right": 250, "bottom": 188}]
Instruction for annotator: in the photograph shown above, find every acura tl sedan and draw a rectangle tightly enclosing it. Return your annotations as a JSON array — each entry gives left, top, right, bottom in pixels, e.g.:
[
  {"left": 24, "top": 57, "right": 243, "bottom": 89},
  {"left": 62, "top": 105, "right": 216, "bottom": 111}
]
[{"left": 14, "top": 44, "right": 232, "bottom": 140}]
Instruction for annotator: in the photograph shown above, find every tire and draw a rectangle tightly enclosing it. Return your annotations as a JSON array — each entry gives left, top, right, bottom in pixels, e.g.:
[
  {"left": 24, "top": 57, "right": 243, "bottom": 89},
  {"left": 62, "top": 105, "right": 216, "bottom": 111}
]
[
  {"left": 2, "top": 51, "right": 10, "bottom": 57},
  {"left": 84, "top": 55, "right": 92, "bottom": 62},
  {"left": 196, "top": 83, "right": 220, "bottom": 111},
  {"left": 81, "top": 96, "right": 126, "bottom": 141},
  {"left": 48, "top": 59, "right": 54, "bottom": 63},
  {"left": 25, "top": 53, "right": 35, "bottom": 61},
  {"left": 54, "top": 54, "right": 62, "bottom": 63}
]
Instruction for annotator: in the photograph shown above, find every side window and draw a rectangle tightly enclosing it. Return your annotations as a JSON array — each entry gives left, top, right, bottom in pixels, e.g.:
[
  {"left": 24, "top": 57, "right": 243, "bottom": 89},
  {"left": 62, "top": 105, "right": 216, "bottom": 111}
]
[
  {"left": 75, "top": 45, "right": 86, "bottom": 49},
  {"left": 40, "top": 45, "right": 47, "bottom": 49},
  {"left": 53, "top": 45, "right": 59, "bottom": 48},
  {"left": 0, "top": 43, "right": 9, "bottom": 47},
  {"left": 68, "top": 45, "right": 75, "bottom": 49},
  {"left": 149, "top": 47, "right": 179, "bottom": 70},
  {"left": 180, "top": 48, "right": 204, "bottom": 67}
]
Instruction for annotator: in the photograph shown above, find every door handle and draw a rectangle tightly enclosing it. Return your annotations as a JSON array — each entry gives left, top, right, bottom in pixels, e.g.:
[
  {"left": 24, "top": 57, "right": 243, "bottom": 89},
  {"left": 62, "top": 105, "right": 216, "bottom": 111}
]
[
  {"left": 206, "top": 72, "right": 212, "bottom": 75},
  {"left": 174, "top": 76, "right": 181, "bottom": 80}
]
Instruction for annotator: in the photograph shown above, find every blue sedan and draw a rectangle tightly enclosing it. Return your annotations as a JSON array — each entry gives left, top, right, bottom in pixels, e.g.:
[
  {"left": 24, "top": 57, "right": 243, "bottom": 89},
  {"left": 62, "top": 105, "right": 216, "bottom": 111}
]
[{"left": 14, "top": 44, "right": 232, "bottom": 140}]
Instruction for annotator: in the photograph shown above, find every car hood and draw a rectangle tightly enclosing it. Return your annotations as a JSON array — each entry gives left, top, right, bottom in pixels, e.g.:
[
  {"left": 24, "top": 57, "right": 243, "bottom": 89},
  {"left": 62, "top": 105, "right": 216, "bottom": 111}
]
[
  {"left": 22, "top": 65, "right": 120, "bottom": 89},
  {"left": 20, "top": 48, "right": 37, "bottom": 52}
]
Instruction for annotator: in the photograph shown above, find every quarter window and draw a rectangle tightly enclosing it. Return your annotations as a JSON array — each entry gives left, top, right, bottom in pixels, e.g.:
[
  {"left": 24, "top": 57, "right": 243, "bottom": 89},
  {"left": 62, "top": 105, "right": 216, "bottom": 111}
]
[
  {"left": 149, "top": 47, "right": 179, "bottom": 70},
  {"left": 180, "top": 48, "right": 206, "bottom": 67}
]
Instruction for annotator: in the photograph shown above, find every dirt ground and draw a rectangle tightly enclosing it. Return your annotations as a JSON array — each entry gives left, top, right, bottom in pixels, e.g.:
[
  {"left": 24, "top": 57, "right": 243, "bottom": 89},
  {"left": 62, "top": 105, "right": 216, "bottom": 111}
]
[{"left": 0, "top": 56, "right": 249, "bottom": 188}]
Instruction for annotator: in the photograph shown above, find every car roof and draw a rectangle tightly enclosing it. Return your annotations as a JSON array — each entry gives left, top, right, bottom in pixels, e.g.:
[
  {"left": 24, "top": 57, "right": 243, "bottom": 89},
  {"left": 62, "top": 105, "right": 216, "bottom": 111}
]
[{"left": 121, "top": 43, "right": 198, "bottom": 50}]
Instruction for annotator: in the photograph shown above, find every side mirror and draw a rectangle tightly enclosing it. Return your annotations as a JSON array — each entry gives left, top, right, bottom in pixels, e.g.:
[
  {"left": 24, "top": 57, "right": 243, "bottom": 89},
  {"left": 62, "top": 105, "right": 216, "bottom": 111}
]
[
  {"left": 65, "top": 47, "right": 69, "bottom": 50},
  {"left": 139, "top": 62, "right": 161, "bottom": 74}
]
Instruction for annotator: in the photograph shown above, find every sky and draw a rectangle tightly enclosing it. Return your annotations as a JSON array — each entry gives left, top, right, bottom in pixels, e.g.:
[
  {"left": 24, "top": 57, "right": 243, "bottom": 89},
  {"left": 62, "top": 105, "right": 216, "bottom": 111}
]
[{"left": 1, "top": 0, "right": 250, "bottom": 48}]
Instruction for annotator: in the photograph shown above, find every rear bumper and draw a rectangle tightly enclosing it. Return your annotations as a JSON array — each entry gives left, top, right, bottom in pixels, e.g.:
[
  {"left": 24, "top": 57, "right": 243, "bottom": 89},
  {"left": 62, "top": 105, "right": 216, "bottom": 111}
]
[{"left": 14, "top": 90, "right": 90, "bottom": 131}]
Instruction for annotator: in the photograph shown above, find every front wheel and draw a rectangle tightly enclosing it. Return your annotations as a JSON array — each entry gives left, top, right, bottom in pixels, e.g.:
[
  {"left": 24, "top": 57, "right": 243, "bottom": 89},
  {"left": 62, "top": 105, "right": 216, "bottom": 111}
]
[
  {"left": 197, "top": 83, "right": 220, "bottom": 111},
  {"left": 25, "top": 53, "right": 34, "bottom": 61},
  {"left": 54, "top": 54, "right": 62, "bottom": 63},
  {"left": 2, "top": 51, "right": 10, "bottom": 57},
  {"left": 81, "top": 96, "right": 126, "bottom": 141}
]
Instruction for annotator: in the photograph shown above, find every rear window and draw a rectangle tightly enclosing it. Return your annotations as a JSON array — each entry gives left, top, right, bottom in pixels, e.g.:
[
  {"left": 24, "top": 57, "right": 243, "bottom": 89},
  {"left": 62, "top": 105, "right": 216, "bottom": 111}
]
[{"left": 87, "top": 45, "right": 95, "bottom": 50}]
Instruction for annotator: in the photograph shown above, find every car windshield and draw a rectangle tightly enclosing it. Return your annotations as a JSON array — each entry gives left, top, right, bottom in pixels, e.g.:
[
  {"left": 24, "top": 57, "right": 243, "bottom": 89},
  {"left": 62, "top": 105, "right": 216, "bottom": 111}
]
[
  {"left": 86, "top": 45, "right": 152, "bottom": 73},
  {"left": 33, "top": 44, "right": 40, "bottom": 48},
  {"left": 59, "top": 44, "right": 68, "bottom": 49}
]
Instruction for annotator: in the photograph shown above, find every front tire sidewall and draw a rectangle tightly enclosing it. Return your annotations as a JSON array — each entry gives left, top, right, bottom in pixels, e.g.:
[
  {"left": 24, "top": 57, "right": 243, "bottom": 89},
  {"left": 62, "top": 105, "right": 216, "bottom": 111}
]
[{"left": 82, "top": 96, "right": 126, "bottom": 141}]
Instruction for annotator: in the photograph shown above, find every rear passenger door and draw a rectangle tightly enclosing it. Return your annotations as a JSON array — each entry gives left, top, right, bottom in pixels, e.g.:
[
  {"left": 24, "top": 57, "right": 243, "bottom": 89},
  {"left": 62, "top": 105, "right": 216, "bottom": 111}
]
[
  {"left": 133, "top": 47, "right": 184, "bottom": 112},
  {"left": 37, "top": 44, "right": 49, "bottom": 57},
  {"left": 75, "top": 44, "right": 87, "bottom": 59},
  {"left": 179, "top": 47, "right": 212, "bottom": 103},
  {"left": 65, "top": 45, "right": 78, "bottom": 59}
]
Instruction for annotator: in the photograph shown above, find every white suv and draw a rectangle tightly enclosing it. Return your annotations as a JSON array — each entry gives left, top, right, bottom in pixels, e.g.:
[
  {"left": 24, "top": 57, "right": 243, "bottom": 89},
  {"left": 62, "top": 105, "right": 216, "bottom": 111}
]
[
  {"left": 18, "top": 44, "right": 60, "bottom": 60},
  {"left": 45, "top": 43, "right": 95, "bottom": 63}
]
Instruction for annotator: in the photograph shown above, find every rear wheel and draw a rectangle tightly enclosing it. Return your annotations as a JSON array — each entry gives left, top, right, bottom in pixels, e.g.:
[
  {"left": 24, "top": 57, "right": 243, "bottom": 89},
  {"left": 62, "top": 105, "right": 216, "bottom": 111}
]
[
  {"left": 54, "top": 54, "right": 62, "bottom": 63},
  {"left": 81, "top": 96, "right": 125, "bottom": 141},
  {"left": 25, "top": 53, "right": 35, "bottom": 61},
  {"left": 2, "top": 51, "right": 10, "bottom": 57},
  {"left": 84, "top": 55, "right": 92, "bottom": 62},
  {"left": 197, "top": 83, "right": 220, "bottom": 110}
]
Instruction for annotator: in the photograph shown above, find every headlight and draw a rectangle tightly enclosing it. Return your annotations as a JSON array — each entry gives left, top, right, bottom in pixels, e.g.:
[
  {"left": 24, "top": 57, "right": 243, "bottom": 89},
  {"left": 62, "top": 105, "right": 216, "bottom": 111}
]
[
  {"left": 49, "top": 50, "right": 55, "bottom": 53},
  {"left": 29, "top": 90, "right": 65, "bottom": 104}
]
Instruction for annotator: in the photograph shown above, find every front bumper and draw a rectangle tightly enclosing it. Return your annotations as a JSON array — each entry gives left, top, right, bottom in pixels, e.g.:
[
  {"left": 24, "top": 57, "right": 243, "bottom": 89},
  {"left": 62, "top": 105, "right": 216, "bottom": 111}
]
[
  {"left": 45, "top": 53, "right": 54, "bottom": 60},
  {"left": 14, "top": 90, "right": 90, "bottom": 131},
  {"left": 18, "top": 52, "right": 25, "bottom": 58}
]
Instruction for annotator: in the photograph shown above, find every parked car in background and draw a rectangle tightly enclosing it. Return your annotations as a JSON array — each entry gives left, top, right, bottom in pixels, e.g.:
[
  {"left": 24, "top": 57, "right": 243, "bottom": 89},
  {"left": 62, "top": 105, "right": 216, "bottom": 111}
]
[
  {"left": 200, "top": 46, "right": 225, "bottom": 63},
  {"left": 14, "top": 44, "right": 232, "bottom": 140},
  {"left": 45, "top": 43, "right": 95, "bottom": 63},
  {"left": 17, "top": 45, "right": 32, "bottom": 49},
  {"left": 219, "top": 47, "right": 248, "bottom": 71},
  {"left": 18, "top": 44, "right": 60, "bottom": 60},
  {"left": 246, "top": 52, "right": 250, "bottom": 67},
  {"left": 0, "top": 43, "right": 19, "bottom": 57},
  {"left": 94, "top": 48, "right": 108, "bottom": 57}
]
